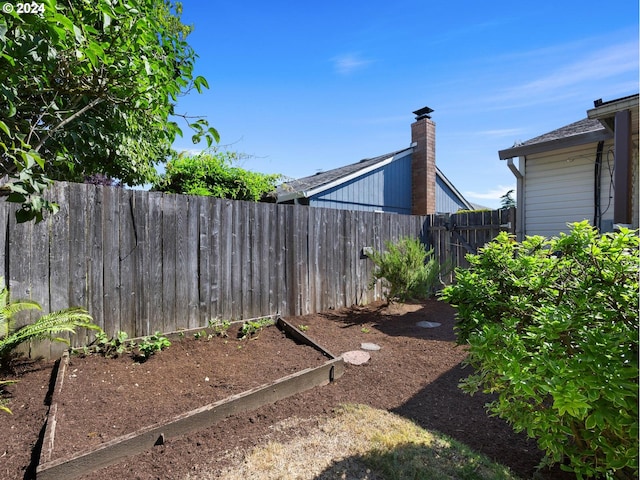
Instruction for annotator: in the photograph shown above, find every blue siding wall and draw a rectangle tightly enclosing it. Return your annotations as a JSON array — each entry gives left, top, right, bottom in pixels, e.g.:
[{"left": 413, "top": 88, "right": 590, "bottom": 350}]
[
  {"left": 309, "top": 153, "right": 413, "bottom": 214},
  {"left": 436, "top": 175, "right": 468, "bottom": 213},
  {"left": 308, "top": 152, "right": 468, "bottom": 214}
]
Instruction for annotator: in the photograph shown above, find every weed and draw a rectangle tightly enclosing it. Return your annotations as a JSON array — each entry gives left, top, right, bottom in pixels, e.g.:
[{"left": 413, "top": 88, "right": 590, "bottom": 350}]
[
  {"left": 361, "top": 327, "right": 370, "bottom": 334},
  {"left": 193, "top": 330, "right": 207, "bottom": 340},
  {"left": 297, "top": 324, "right": 309, "bottom": 332}
]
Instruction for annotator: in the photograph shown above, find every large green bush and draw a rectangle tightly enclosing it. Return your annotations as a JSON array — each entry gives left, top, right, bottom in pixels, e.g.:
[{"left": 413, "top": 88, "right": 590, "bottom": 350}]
[
  {"left": 440, "top": 222, "right": 638, "bottom": 479},
  {"left": 153, "top": 150, "right": 283, "bottom": 201},
  {"left": 368, "top": 237, "right": 443, "bottom": 303}
]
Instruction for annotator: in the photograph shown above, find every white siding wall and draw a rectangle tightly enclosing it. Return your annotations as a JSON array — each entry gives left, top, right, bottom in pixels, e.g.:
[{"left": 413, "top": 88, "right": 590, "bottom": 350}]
[{"left": 524, "top": 140, "right": 615, "bottom": 237}]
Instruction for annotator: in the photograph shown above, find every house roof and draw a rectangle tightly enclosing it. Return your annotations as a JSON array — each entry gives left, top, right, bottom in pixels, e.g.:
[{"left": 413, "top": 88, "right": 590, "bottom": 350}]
[
  {"left": 276, "top": 147, "right": 413, "bottom": 202},
  {"left": 275, "top": 147, "right": 474, "bottom": 210},
  {"left": 498, "top": 117, "right": 611, "bottom": 160}
]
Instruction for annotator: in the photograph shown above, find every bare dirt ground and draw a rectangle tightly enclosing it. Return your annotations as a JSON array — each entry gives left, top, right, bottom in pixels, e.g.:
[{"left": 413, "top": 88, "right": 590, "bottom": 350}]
[{"left": 0, "top": 299, "right": 575, "bottom": 480}]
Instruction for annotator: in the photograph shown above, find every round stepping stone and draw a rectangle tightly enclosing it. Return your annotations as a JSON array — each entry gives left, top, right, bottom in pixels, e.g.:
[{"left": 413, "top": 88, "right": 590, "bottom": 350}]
[
  {"left": 360, "top": 342, "right": 381, "bottom": 351},
  {"left": 341, "top": 350, "right": 371, "bottom": 365},
  {"left": 416, "top": 321, "right": 442, "bottom": 328}
]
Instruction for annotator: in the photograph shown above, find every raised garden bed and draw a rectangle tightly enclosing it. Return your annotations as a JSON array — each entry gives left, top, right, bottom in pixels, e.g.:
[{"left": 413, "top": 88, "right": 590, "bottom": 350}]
[{"left": 35, "top": 318, "right": 344, "bottom": 480}]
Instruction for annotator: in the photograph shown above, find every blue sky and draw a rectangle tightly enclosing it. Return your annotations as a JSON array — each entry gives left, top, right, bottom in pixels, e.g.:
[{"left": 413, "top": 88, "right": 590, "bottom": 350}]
[{"left": 172, "top": 1, "right": 639, "bottom": 209}]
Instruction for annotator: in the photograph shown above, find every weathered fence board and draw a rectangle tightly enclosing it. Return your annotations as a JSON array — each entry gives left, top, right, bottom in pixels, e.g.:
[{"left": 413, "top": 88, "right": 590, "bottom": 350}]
[{"left": 0, "top": 182, "right": 514, "bottom": 352}]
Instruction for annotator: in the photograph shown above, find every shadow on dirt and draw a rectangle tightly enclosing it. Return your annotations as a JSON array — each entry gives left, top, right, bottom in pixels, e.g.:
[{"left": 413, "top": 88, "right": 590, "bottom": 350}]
[
  {"left": 317, "top": 298, "right": 458, "bottom": 342},
  {"left": 389, "top": 360, "right": 577, "bottom": 480}
]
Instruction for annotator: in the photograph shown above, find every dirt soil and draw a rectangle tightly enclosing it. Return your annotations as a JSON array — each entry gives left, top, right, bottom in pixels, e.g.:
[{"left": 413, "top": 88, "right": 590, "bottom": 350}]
[{"left": 0, "top": 300, "right": 576, "bottom": 480}]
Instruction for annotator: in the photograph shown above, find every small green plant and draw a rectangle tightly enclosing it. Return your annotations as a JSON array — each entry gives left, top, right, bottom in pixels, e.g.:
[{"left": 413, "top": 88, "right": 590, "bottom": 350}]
[
  {"left": 208, "top": 318, "right": 231, "bottom": 338},
  {"left": 137, "top": 332, "right": 171, "bottom": 359},
  {"left": 193, "top": 330, "right": 207, "bottom": 340},
  {"left": 360, "top": 327, "right": 370, "bottom": 334},
  {"left": 368, "top": 237, "right": 444, "bottom": 303},
  {"left": 89, "top": 330, "right": 170, "bottom": 361},
  {"left": 92, "top": 330, "right": 131, "bottom": 358},
  {"left": 0, "top": 277, "right": 100, "bottom": 369},
  {"left": 440, "top": 222, "right": 639, "bottom": 479},
  {"left": 239, "top": 317, "right": 274, "bottom": 340},
  {"left": 297, "top": 324, "right": 309, "bottom": 332}
]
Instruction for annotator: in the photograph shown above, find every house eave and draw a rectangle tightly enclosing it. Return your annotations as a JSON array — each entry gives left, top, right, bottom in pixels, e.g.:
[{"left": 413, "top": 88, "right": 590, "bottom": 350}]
[{"left": 498, "top": 129, "right": 612, "bottom": 160}]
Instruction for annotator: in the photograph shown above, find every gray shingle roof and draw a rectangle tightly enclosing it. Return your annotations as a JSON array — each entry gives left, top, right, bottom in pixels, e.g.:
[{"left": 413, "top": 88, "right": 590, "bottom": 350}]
[
  {"left": 276, "top": 147, "right": 411, "bottom": 198},
  {"left": 517, "top": 118, "right": 604, "bottom": 147},
  {"left": 498, "top": 117, "right": 610, "bottom": 160}
]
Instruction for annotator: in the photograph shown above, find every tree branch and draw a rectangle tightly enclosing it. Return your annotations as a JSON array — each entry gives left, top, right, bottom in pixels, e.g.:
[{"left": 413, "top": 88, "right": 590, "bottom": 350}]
[{"left": 34, "top": 97, "right": 104, "bottom": 153}]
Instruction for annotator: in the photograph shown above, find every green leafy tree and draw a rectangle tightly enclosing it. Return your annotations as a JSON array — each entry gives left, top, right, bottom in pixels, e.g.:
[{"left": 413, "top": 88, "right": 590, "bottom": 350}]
[
  {"left": 0, "top": 0, "right": 218, "bottom": 222},
  {"left": 153, "top": 150, "right": 283, "bottom": 201},
  {"left": 440, "top": 222, "right": 639, "bottom": 479}
]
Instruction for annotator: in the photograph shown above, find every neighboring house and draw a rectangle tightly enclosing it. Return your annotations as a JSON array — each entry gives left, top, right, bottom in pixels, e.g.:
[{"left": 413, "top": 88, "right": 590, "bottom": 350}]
[
  {"left": 499, "top": 94, "right": 639, "bottom": 239},
  {"left": 274, "top": 107, "right": 473, "bottom": 215}
]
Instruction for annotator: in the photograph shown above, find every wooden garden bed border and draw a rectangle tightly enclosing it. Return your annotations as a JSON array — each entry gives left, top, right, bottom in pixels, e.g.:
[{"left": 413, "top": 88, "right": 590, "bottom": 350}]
[{"left": 36, "top": 317, "right": 345, "bottom": 480}]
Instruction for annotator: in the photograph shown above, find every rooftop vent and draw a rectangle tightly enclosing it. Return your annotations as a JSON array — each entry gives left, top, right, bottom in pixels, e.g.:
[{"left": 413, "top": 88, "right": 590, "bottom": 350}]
[{"left": 413, "top": 106, "right": 434, "bottom": 120}]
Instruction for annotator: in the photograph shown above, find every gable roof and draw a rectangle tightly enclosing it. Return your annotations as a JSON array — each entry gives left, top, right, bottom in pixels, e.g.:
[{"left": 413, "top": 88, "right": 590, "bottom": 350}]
[
  {"left": 276, "top": 147, "right": 412, "bottom": 202},
  {"left": 498, "top": 117, "right": 612, "bottom": 160},
  {"left": 275, "top": 147, "right": 474, "bottom": 211}
]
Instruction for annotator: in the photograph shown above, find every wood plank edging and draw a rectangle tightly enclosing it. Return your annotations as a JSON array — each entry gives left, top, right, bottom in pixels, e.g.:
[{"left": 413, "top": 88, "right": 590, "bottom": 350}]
[
  {"left": 36, "top": 325, "right": 345, "bottom": 480},
  {"left": 39, "top": 351, "right": 69, "bottom": 466}
]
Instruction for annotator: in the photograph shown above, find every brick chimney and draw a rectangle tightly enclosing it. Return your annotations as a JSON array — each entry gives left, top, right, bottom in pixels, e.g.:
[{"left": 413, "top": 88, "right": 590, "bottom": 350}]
[{"left": 410, "top": 106, "right": 436, "bottom": 215}]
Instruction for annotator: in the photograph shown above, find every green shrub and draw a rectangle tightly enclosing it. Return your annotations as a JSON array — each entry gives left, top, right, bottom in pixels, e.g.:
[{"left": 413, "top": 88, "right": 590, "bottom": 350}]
[
  {"left": 440, "top": 221, "right": 639, "bottom": 479},
  {"left": 368, "top": 237, "right": 443, "bottom": 303},
  {"left": 153, "top": 150, "right": 283, "bottom": 201}
]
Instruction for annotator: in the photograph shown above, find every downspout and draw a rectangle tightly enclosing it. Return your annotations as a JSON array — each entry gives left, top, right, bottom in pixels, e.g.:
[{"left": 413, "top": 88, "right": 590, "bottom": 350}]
[
  {"left": 507, "top": 158, "right": 524, "bottom": 240},
  {"left": 593, "top": 141, "right": 604, "bottom": 230}
]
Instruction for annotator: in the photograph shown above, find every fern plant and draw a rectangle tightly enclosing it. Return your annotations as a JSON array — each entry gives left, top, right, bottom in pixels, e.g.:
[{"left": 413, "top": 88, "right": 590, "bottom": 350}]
[{"left": 0, "top": 278, "right": 101, "bottom": 369}]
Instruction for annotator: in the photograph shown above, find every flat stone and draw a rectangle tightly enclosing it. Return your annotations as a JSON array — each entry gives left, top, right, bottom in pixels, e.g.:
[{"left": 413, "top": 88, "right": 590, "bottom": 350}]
[
  {"left": 360, "top": 342, "right": 381, "bottom": 351},
  {"left": 416, "top": 321, "right": 442, "bottom": 328},
  {"left": 341, "top": 350, "right": 371, "bottom": 365}
]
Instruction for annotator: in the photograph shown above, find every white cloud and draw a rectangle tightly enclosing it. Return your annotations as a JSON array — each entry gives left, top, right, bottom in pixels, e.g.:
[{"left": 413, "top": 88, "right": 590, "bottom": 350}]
[
  {"left": 464, "top": 185, "right": 516, "bottom": 207},
  {"left": 487, "top": 40, "right": 639, "bottom": 108},
  {"left": 477, "top": 128, "right": 527, "bottom": 138},
  {"left": 332, "top": 53, "right": 373, "bottom": 75}
]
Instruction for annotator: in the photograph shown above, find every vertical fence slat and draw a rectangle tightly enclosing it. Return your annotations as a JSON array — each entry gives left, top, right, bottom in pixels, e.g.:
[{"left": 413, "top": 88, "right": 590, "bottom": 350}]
[
  {"left": 185, "top": 196, "right": 200, "bottom": 329},
  {"left": 88, "top": 185, "right": 104, "bottom": 333},
  {"left": 197, "top": 196, "right": 212, "bottom": 324},
  {"left": 102, "top": 186, "right": 121, "bottom": 337},
  {"left": 256, "top": 202, "right": 270, "bottom": 316},
  {"left": 119, "top": 190, "right": 136, "bottom": 338},
  {"left": 50, "top": 183, "right": 70, "bottom": 315},
  {"left": 219, "top": 200, "right": 233, "bottom": 320},
  {"left": 162, "top": 195, "right": 177, "bottom": 332},
  {"left": 174, "top": 195, "right": 190, "bottom": 330},
  {"left": 148, "top": 192, "right": 163, "bottom": 334},
  {"left": 132, "top": 190, "right": 149, "bottom": 337}
]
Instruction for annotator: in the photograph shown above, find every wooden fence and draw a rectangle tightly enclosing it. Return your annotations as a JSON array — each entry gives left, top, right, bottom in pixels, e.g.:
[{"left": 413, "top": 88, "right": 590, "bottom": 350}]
[{"left": 0, "top": 182, "right": 514, "bottom": 356}]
